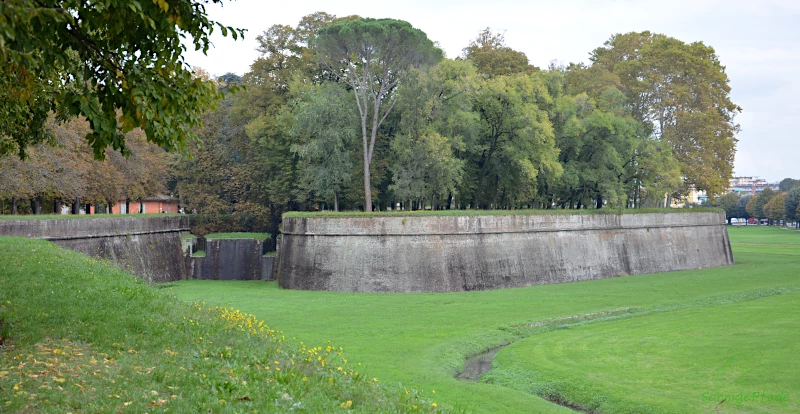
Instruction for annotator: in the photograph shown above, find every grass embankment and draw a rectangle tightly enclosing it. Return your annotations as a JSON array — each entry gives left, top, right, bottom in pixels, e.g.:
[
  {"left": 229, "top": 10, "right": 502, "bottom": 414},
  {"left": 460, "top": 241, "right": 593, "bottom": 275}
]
[
  {"left": 283, "top": 207, "right": 722, "bottom": 219},
  {"left": 173, "top": 226, "right": 800, "bottom": 413},
  {"left": 0, "top": 237, "right": 442, "bottom": 413},
  {"left": 0, "top": 214, "right": 182, "bottom": 220},
  {"left": 205, "top": 232, "right": 271, "bottom": 241}
]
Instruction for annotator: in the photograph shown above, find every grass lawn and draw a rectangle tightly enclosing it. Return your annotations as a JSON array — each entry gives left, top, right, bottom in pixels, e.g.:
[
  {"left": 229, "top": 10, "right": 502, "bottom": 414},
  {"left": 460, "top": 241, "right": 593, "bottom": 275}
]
[
  {"left": 0, "top": 236, "right": 438, "bottom": 413},
  {"left": 172, "top": 226, "right": 800, "bottom": 413},
  {"left": 204, "top": 232, "right": 271, "bottom": 241},
  {"left": 487, "top": 291, "right": 798, "bottom": 413}
]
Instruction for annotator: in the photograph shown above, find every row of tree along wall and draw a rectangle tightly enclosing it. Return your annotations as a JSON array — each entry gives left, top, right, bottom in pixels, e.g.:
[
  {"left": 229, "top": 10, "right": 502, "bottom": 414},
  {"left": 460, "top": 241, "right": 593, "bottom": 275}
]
[
  {"left": 0, "top": 216, "right": 189, "bottom": 282},
  {"left": 277, "top": 211, "right": 734, "bottom": 293}
]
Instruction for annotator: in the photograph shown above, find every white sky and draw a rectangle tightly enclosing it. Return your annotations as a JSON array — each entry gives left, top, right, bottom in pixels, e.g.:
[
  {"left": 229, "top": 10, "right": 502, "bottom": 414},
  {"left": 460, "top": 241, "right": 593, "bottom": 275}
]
[{"left": 184, "top": 0, "right": 800, "bottom": 183}]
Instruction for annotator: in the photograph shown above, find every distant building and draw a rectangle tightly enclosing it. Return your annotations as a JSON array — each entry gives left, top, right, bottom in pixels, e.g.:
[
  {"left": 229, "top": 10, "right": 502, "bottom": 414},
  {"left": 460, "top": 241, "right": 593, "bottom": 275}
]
[
  {"left": 110, "top": 195, "right": 180, "bottom": 214},
  {"left": 728, "top": 176, "right": 780, "bottom": 195},
  {"left": 667, "top": 185, "right": 708, "bottom": 208},
  {"left": 60, "top": 195, "right": 180, "bottom": 215}
]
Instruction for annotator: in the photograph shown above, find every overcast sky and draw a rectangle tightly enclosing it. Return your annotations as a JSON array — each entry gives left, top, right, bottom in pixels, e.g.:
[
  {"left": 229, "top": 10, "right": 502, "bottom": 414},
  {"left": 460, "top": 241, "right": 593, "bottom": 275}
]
[{"left": 184, "top": 0, "right": 799, "bottom": 183}]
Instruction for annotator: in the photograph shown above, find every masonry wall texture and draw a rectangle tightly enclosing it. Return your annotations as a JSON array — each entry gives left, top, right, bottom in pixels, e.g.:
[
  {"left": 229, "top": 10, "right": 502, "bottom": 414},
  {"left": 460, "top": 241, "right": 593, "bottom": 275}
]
[
  {"left": 0, "top": 216, "right": 189, "bottom": 282},
  {"left": 277, "top": 211, "right": 734, "bottom": 293},
  {"left": 191, "top": 238, "right": 267, "bottom": 281}
]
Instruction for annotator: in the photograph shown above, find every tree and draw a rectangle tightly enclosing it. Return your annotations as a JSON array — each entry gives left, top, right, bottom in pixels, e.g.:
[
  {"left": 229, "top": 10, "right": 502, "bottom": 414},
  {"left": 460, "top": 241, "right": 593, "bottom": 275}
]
[
  {"left": 784, "top": 187, "right": 800, "bottom": 221},
  {"left": 715, "top": 192, "right": 741, "bottom": 222},
  {"left": 0, "top": 116, "right": 170, "bottom": 215},
  {"left": 779, "top": 178, "right": 798, "bottom": 192},
  {"left": 290, "top": 83, "right": 358, "bottom": 212},
  {"left": 745, "top": 195, "right": 757, "bottom": 219},
  {"left": 312, "top": 18, "right": 442, "bottom": 211},
  {"left": 389, "top": 59, "right": 477, "bottom": 210},
  {"left": 735, "top": 194, "right": 752, "bottom": 219},
  {"left": 557, "top": 64, "right": 681, "bottom": 209},
  {"left": 751, "top": 188, "right": 776, "bottom": 219},
  {"left": 590, "top": 32, "right": 741, "bottom": 196},
  {"left": 172, "top": 77, "right": 249, "bottom": 216},
  {"left": 764, "top": 193, "right": 786, "bottom": 222},
  {"left": 462, "top": 28, "right": 534, "bottom": 77},
  {"left": 0, "top": 0, "right": 243, "bottom": 159},
  {"left": 390, "top": 132, "right": 464, "bottom": 210},
  {"left": 467, "top": 74, "right": 561, "bottom": 208}
]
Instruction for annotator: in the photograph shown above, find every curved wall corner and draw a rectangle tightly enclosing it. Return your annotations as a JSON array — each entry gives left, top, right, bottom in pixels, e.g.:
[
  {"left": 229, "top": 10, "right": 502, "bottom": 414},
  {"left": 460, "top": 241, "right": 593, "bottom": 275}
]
[
  {"left": 277, "top": 211, "right": 734, "bottom": 293},
  {"left": 0, "top": 216, "right": 189, "bottom": 282}
]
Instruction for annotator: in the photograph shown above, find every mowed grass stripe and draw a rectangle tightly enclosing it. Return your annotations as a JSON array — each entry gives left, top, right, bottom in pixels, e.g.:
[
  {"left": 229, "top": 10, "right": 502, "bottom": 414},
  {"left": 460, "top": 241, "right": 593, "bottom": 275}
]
[{"left": 172, "top": 226, "right": 800, "bottom": 413}]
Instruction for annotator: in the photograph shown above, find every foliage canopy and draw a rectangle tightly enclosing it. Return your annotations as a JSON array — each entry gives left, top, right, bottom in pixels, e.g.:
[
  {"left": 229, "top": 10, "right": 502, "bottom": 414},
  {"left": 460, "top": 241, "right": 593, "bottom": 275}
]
[{"left": 0, "top": 0, "right": 243, "bottom": 159}]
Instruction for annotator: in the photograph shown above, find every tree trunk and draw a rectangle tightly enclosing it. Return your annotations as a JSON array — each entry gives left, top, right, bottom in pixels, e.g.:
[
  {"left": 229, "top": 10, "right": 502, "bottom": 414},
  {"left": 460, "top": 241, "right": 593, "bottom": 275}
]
[
  {"left": 33, "top": 196, "right": 42, "bottom": 215},
  {"left": 363, "top": 154, "right": 372, "bottom": 212},
  {"left": 72, "top": 197, "right": 80, "bottom": 214},
  {"left": 473, "top": 172, "right": 486, "bottom": 209},
  {"left": 11, "top": 197, "right": 18, "bottom": 215},
  {"left": 54, "top": 198, "right": 62, "bottom": 214},
  {"left": 596, "top": 194, "right": 603, "bottom": 209},
  {"left": 333, "top": 192, "right": 339, "bottom": 213},
  {"left": 125, "top": 199, "right": 131, "bottom": 214}
]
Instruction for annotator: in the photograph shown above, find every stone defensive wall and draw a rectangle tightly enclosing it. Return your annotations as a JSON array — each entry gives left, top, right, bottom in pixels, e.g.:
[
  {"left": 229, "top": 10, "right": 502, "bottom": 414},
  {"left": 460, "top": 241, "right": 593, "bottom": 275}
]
[
  {"left": 189, "top": 238, "right": 275, "bottom": 281},
  {"left": 277, "top": 211, "right": 734, "bottom": 293},
  {"left": 0, "top": 216, "right": 189, "bottom": 282}
]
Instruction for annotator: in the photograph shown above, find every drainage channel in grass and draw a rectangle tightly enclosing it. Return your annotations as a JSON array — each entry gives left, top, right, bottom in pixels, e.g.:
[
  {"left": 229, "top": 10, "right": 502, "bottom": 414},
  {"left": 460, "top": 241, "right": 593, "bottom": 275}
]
[
  {"left": 454, "top": 286, "right": 800, "bottom": 412},
  {"left": 455, "top": 307, "right": 638, "bottom": 382},
  {"left": 453, "top": 308, "right": 639, "bottom": 412}
]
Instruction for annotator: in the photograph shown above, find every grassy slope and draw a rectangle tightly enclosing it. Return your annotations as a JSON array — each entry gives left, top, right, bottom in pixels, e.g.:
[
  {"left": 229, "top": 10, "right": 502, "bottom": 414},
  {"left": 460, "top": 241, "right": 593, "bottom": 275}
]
[
  {"left": 172, "top": 226, "right": 800, "bottom": 413},
  {"left": 283, "top": 207, "right": 722, "bottom": 219},
  {"left": 0, "top": 237, "right": 441, "bottom": 413}
]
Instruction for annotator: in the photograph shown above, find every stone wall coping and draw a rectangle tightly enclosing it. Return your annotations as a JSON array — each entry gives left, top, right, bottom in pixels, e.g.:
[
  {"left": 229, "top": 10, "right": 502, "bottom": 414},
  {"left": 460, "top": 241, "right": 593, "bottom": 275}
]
[
  {"left": 0, "top": 216, "right": 189, "bottom": 240},
  {"left": 282, "top": 211, "right": 726, "bottom": 236}
]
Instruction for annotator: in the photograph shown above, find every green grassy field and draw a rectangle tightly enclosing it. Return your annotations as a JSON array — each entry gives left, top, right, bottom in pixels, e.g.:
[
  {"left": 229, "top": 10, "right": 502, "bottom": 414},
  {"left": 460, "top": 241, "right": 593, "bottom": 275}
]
[
  {"left": 0, "top": 237, "right": 440, "bottom": 413},
  {"left": 172, "top": 226, "right": 800, "bottom": 413}
]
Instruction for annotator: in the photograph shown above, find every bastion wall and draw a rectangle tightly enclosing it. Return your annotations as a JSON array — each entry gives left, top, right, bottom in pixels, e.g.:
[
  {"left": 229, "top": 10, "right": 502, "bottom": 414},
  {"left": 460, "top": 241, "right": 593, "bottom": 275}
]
[
  {"left": 0, "top": 216, "right": 189, "bottom": 282},
  {"left": 277, "top": 211, "right": 734, "bottom": 292}
]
